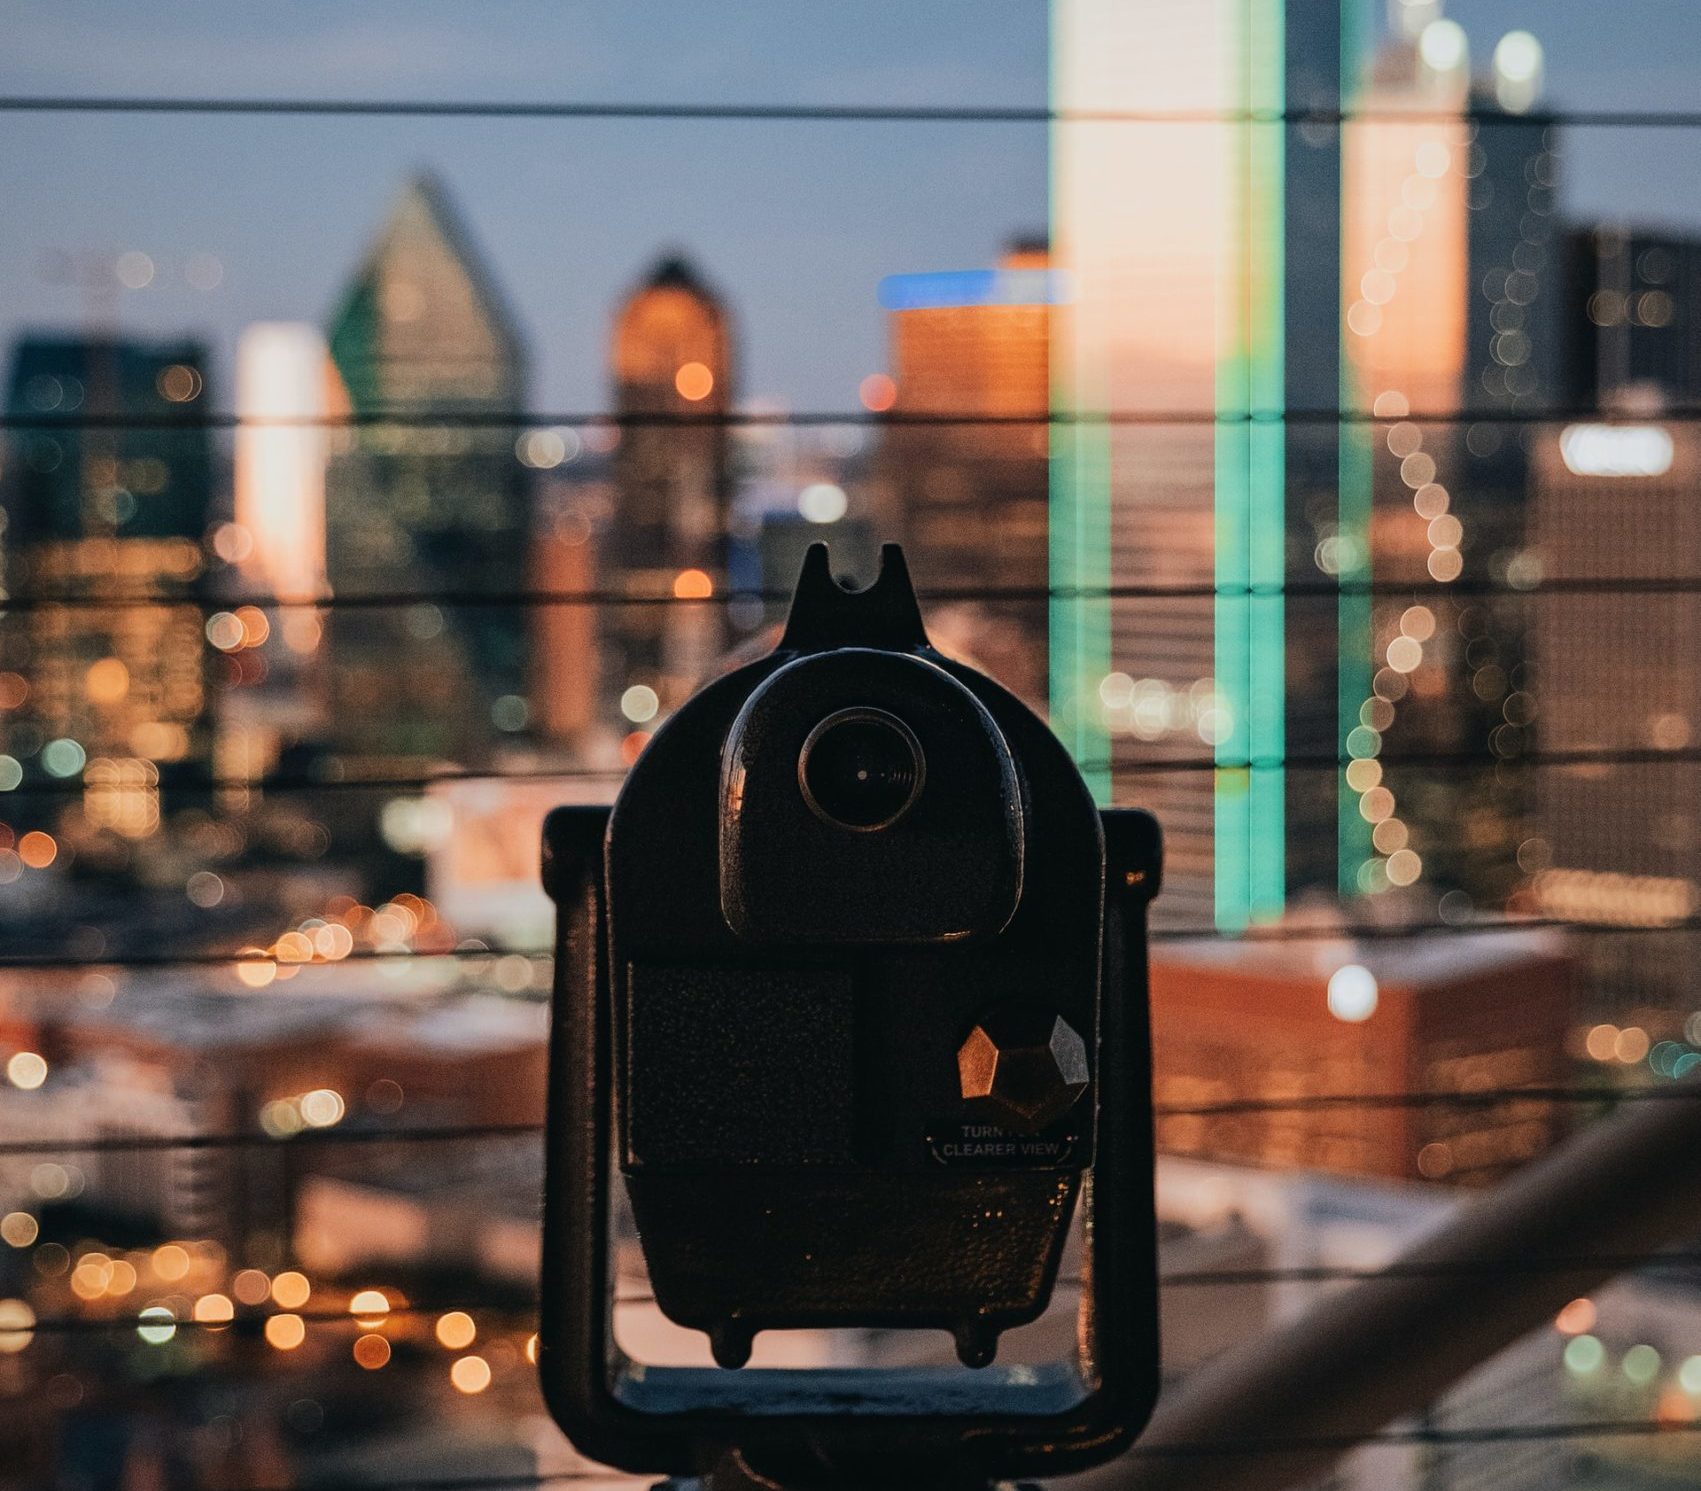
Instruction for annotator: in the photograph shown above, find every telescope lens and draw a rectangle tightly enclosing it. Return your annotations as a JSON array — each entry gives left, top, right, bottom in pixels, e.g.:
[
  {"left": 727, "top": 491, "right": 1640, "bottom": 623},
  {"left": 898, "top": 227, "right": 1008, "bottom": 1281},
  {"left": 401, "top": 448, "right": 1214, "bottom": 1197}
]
[{"left": 799, "top": 709, "right": 925, "bottom": 831}]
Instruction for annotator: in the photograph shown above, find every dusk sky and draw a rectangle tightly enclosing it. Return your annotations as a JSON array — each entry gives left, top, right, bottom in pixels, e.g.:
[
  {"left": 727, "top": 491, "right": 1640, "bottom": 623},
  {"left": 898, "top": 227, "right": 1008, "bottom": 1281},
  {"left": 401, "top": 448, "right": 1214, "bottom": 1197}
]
[{"left": 2, "top": 1, "right": 1698, "bottom": 413}]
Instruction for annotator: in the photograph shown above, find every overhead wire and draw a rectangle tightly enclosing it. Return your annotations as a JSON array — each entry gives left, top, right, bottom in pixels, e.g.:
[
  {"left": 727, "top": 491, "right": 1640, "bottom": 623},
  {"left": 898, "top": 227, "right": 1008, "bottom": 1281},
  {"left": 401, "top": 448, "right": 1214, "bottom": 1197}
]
[
  {"left": 135, "top": 1417, "right": 1701, "bottom": 1491},
  {"left": 11, "top": 402, "right": 1701, "bottom": 429},
  {"left": 10, "top": 572, "right": 1701, "bottom": 611},
  {"left": 0, "top": 739, "right": 1697, "bottom": 802},
  {"left": 1, "top": 94, "right": 1698, "bottom": 128},
  {"left": 19, "top": 1249, "right": 1701, "bottom": 1344},
  {"left": 0, "top": 1086, "right": 1693, "bottom": 1159},
  {"left": 6, "top": 907, "right": 1701, "bottom": 977}
]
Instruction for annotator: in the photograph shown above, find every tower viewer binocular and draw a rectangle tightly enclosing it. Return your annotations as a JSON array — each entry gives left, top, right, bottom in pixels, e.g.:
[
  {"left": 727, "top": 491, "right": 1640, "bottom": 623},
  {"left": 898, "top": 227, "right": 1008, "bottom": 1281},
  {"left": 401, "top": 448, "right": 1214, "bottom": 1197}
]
[{"left": 540, "top": 544, "right": 1162, "bottom": 1489}]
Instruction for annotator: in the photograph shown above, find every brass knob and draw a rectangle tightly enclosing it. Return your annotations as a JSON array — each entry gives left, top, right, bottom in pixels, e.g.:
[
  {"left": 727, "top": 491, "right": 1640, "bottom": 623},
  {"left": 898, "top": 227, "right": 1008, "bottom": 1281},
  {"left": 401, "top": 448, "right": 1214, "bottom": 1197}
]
[{"left": 957, "top": 1007, "right": 1089, "bottom": 1135}]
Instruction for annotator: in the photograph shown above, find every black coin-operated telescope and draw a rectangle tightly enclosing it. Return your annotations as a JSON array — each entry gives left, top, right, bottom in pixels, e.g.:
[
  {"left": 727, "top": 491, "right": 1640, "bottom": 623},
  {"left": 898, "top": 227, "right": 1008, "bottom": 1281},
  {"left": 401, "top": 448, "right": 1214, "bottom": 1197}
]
[{"left": 539, "top": 545, "right": 1162, "bottom": 1490}]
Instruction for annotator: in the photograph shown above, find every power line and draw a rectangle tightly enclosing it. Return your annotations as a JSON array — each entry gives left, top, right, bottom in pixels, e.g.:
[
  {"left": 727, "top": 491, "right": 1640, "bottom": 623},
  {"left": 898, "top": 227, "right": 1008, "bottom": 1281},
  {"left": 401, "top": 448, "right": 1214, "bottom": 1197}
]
[
  {"left": 1148, "top": 914, "right": 1701, "bottom": 943},
  {"left": 7, "top": 571, "right": 1701, "bottom": 613},
  {"left": 1152, "top": 1086, "right": 1694, "bottom": 1118},
  {"left": 1127, "top": 1417, "right": 1701, "bottom": 1457},
  {"left": 6, "top": 738, "right": 1701, "bottom": 803},
  {"left": 21, "top": 1251, "right": 1701, "bottom": 1338},
  {"left": 0, "top": 1122, "right": 539, "bottom": 1157},
  {"left": 0, "top": 944, "right": 552, "bottom": 972},
  {"left": 163, "top": 1419, "right": 1701, "bottom": 1491},
  {"left": 204, "top": 1474, "right": 612, "bottom": 1491},
  {"left": 0, "top": 1087, "right": 1690, "bottom": 1159},
  {"left": 1157, "top": 1250, "right": 1701, "bottom": 1288},
  {"left": 7, "top": 404, "right": 1701, "bottom": 430},
  {"left": 4, "top": 909, "right": 1700, "bottom": 976},
  {"left": 0, "top": 95, "right": 1686, "bottom": 128},
  {"left": 16, "top": 1299, "right": 547, "bottom": 1336},
  {"left": 0, "top": 762, "right": 623, "bottom": 794}
]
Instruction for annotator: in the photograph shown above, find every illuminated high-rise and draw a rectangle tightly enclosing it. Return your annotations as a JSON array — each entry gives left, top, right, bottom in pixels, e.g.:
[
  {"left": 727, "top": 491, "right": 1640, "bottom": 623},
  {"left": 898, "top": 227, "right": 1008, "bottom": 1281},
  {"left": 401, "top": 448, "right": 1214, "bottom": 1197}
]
[
  {"left": 879, "top": 242, "right": 1054, "bottom": 706},
  {"left": 1531, "top": 403, "right": 1701, "bottom": 1017},
  {"left": 0, "top": 334, "right": 213, "bottom": 846},
  {"left": 1563, "top": 227, "right": 1701, "bottom": 410},
  {"left": 325, "top": 172, "right": 529, "bottom": 758},
  {"left": 607, "top": 255, "right": 733, "bottom": 722},
  {"left": 1339, "top": 5, "right": 1559, "bottom": 908},
  {"left": 1051, "top": 0, "right": 1346, "bottom": 929},
  {"left": 234, "top": 322, "right": 328, "bottom": 607}
]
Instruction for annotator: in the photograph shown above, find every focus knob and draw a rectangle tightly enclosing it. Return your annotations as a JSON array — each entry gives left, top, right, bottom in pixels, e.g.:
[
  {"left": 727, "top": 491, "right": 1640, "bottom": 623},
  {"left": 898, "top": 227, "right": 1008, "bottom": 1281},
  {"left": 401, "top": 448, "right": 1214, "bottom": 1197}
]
[{"left": 957, "top": 1007, "right": 1089, "bottom": 1135}]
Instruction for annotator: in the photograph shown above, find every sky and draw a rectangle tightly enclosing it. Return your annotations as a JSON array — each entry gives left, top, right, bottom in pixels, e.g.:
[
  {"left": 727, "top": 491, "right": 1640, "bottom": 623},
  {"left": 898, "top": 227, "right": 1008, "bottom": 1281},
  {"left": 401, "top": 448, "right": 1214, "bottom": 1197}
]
[{"left": 2, "top": 1, "right": 1699, "bottom": 414}]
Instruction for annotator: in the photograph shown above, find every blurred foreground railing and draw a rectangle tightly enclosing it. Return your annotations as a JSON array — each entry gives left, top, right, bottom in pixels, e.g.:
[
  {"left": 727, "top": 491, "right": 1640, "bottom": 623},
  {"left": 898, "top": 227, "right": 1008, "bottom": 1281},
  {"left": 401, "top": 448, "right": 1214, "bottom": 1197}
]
[{"left": 1077, "top": 1070, "right": 1701, "bottom": 1491}]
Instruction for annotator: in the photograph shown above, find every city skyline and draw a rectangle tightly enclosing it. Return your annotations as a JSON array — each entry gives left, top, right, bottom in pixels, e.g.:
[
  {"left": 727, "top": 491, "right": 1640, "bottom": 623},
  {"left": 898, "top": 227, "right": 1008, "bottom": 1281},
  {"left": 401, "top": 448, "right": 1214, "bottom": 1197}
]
[
  {"left": 8, "top": 8, "right": 1701, "bottom": 1489},
  {"left": 6, "top": 2, "right": 1701, "bottom": 416}
]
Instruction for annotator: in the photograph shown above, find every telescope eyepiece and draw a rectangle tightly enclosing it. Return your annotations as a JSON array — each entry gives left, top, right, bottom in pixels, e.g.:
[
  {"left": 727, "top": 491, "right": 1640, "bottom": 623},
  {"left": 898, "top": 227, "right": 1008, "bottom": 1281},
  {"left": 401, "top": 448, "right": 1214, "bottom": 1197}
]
[{"left": 798, "top": 707, "right": 925, "bottom": 832}]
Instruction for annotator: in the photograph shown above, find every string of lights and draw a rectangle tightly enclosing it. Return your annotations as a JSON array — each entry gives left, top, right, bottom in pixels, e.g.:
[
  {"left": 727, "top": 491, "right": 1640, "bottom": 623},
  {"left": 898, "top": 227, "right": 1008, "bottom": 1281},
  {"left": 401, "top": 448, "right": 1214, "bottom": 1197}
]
[{"left": 2, "top": 94, "right": 1699, "bottom": 129}]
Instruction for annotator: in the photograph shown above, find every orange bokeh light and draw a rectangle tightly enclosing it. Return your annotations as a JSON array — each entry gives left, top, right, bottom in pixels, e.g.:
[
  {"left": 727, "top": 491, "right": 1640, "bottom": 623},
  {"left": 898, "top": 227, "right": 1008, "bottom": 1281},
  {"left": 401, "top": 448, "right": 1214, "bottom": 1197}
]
[
  {"left": 193, "top": 1293, "right": 235, "bottom": 1327},
  {"left": 672, "top": 568, "right": 713, "bottom": 600},
  {"left": 450, "top": 1355, "right": 492, "bottom": 1394},
  {"left": 18, "top": 832, "right": 56, "bottom": 869},
  {"left": 859, "top": 373, "right": 897, "bottom": 412},
  {"left": 235, "top": 606, "right": 270, "bottom": 648},
  {"left": 85, "top": 658, "right": 130, "bottom": 705},
  {"left": 231, "top": 1269, "right": 270, "bottom": 1305},
  {"left": 349, "top": 1289, "right": 390, "bottom": 1327},
  {"left": 235, "top": 951, "right": 278, "bottom": 989},
  {"left": 1658, "top": 1388, "right": 1697, "bottom": 1425},
  {"left": 435, "top": 1310, "right": 476, "bottom": 1350},
  {"left": 271, "top": 1271, "right": 310, "bottom": 1309},
  {"left": 620, "top": 731, "right": 652, "bottom": 766},
  {"left": 353, "top": 1333, "right": 391, "bottom": 1369},
  {"left": 264, "top": 1313, "right": 306, "bottom": 1350},
  {"left": 674, "top": 361, "right": 714, "bottom": 401}
]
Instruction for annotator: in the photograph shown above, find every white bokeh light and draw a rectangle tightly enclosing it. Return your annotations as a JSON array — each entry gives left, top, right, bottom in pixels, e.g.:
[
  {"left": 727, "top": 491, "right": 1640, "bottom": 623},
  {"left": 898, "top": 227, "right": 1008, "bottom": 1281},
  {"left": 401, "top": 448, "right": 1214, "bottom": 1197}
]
[{"left": 1327, "top": 964, "right": 1380, "bottom": 1023}]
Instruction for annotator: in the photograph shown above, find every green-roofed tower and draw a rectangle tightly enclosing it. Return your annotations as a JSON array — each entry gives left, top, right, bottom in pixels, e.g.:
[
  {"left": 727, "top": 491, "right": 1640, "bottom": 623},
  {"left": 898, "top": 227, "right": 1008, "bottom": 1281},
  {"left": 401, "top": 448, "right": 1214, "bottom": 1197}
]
[{"left": 324, "top": 172, "right": 530, "bottom": 759}]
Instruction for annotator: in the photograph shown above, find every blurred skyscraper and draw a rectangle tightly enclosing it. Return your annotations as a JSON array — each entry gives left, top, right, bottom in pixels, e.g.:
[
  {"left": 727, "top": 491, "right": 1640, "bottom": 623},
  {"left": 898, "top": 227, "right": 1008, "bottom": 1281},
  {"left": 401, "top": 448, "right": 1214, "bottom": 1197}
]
[
  {"left": 1530, "top": 227, "right": 1701, "bottom": 1019},
  {"left": 218, "top": 322, "right": 335, "bottom": 788},
  {"left": 325, "top": 172, "right": 529, "bottom": 759},
  {"left": 235, "top": 322, "right": 329, "bottom": 607},
  {"left": 1050, "top": 0, "right": 1345, "bottom": 930},
  {"left": 0, "top": 335, "right": 213, "bottom": 847},
  {"left": 877, "top": 241, "right": 1054, "bottom": 707},
  {"left": 607, "top": 255, "right": 733, "bottom": 720},
  {"left": 1563, "top": 227, "right": 1701, "bottom": 410}
]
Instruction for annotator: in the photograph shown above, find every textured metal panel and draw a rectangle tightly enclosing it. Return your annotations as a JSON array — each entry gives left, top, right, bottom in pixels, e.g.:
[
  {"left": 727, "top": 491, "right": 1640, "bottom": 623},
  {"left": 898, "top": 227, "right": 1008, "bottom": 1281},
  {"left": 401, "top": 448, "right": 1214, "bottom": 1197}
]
[{"left": 627, "top": 964, "right": 856, "bottom": 1167}]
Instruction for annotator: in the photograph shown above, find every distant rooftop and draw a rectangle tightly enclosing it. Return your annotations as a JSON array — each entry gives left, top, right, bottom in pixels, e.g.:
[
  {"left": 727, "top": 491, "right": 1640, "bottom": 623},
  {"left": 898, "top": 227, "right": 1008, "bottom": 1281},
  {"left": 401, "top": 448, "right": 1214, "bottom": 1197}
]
[
  {"left": 1155, "top": 923, "right": 1569, "bottom": 988},
  {"left": 52, "top": 977, "right": 377, "bottom": 1051}
]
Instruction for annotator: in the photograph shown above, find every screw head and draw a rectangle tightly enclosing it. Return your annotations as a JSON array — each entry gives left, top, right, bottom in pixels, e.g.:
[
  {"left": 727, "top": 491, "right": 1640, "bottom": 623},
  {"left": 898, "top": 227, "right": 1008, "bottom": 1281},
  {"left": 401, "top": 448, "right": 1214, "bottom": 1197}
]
[{"left": 957, "top": 1007, "right": 1090, "bottom": 1135}]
